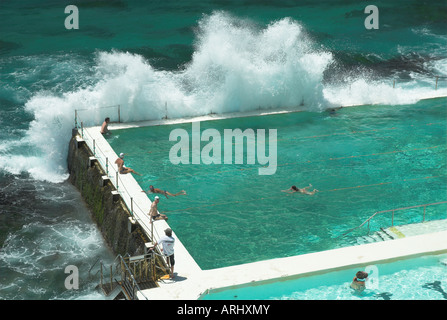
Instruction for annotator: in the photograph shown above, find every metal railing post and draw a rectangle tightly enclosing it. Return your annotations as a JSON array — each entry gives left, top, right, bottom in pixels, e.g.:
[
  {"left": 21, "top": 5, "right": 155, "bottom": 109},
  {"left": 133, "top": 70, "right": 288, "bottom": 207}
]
[
  {"left": 93, "top": 139, "right": 96, "bottom": 156},
  {"left": 106, "top": 157, "right": 109, "bottom": 175},
  {"left": 118, "top": 105, "right": 121, "bottom": 123},
  {"left": 342, "top": 201, "right": 447, "bottom": 238},
  {"left": 100, "top": 263, "right": 103, "bottom": 290},
  {"left": 164, "top": 101, "right": 168, "bottom": 119},
  {"left": 110, "top": 265, "right": 113, "bottom": 293},
  {"left": 151, "top": 221, "right": 154, "bottom": 243}
]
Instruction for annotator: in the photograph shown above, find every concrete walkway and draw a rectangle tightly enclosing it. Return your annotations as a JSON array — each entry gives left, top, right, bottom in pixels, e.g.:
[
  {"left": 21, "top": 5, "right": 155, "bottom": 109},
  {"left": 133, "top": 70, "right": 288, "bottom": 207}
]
[
  {"left": 386, "top": 219, "right": 447, "bottom": 239},
  {"left": 79, "top": 126, "right": 202, "bottom": 286}
]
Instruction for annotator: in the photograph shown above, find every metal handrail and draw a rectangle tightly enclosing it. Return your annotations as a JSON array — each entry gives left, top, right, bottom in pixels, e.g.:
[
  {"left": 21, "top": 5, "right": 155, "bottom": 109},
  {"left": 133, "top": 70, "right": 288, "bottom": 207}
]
[
  {"left": 341, "top": 200, "right": 447, "bottom": 237},
  {"left": 99, "top": 254, "right": 149, "bottom": 300},
  {"left": 88, "top": 256, "right": 103, "bottom": 280},
  {"left": 74, "top": 116, "right": 168, "bottom": 297},
  {"left": 74, "top": 111, "right": 161, "bottom": 245},
  {"left": 74, "top": 105, "right": 121, "bottom": 129},
  {"left": 117, "top": 254, "right": 149, "bottom": 300},
  {"left": 391, "top": 75, "right": 447, "bottom": 90}
]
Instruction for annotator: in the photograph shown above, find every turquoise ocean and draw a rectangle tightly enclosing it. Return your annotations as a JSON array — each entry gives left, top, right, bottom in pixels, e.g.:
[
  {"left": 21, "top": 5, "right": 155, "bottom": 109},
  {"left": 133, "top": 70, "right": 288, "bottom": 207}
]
[{"left": 1, "top": 0, "right": 446, "bottom": 299}]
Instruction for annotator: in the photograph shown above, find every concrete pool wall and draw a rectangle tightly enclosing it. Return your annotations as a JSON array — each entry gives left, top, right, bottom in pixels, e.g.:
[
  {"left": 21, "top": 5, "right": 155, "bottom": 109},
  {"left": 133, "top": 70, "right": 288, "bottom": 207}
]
[{"left": 68, "top": 101, "right": 447, "bottom": 300}]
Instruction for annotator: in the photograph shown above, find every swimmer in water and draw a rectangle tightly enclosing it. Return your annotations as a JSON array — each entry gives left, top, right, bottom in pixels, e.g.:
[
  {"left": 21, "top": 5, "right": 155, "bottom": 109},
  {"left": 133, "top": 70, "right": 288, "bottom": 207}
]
[
  {"left": 282, "top": 184, "right": 319, "bottom": 195},
  {"left": 142, "top": 185, "right": 186, "bottom": 199}
]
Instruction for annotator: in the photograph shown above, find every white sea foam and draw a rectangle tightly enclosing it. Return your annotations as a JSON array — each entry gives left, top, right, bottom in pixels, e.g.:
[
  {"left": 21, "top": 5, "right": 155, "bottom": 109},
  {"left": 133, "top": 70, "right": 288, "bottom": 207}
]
[
  {"left": 426, "top": 58, "right": 447, "bottom": 76},
  {"left": 323, "top": 77, "right": 447, "bottom": 107},
  {"left": 0, "top": 219, "right": 106, "bottom": 275},
  {"left": 2, "top": 12, "right": 445, "bottom": 183}
]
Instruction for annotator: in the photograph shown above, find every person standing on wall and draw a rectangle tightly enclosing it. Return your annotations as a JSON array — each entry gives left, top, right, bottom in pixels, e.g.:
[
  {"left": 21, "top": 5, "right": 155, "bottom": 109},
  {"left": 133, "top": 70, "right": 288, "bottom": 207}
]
[{"left": 154, "top": 228, "right": 176, "bottom": 279}]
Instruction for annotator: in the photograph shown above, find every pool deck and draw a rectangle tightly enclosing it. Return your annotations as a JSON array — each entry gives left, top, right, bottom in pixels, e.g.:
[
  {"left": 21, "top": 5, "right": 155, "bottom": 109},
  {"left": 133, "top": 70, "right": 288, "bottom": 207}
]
[
  {"left": 108, "top": 106, "right": 305, "bottom": 131},
  {"left": 78, "top": 126, "right": 203, "bottom": 281},
  {"left": 77, "top": 96, "right": 447, "bottom": 300},
  {"left": 386, "top": 219, "right": 447, "bottom": 239},
  {"left": 139, "top": 230, "right": 447, "bottom": 300}
]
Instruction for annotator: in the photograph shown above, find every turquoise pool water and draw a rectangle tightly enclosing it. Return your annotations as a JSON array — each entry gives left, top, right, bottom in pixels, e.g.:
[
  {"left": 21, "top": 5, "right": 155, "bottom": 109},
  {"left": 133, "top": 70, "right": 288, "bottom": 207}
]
[
  {"left": 200, "top": 253, "right": 447, "bottom": 300},
  {"left": 107, "top": 97, "right": 447, "bottom": 269}
]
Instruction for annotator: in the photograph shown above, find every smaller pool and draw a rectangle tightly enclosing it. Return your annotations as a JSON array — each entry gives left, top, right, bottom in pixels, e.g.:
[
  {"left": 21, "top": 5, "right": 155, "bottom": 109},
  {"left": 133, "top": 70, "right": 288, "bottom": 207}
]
[{"left": 201, "top": 253, "right": 447, "bottom": 300}]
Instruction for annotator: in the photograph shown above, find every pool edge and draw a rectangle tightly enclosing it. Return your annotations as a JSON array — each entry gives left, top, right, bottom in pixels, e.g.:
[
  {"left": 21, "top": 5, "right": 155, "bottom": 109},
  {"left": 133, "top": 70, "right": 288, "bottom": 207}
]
[{"left": 76, "top": 104, "right": 447, "bottom": 300}]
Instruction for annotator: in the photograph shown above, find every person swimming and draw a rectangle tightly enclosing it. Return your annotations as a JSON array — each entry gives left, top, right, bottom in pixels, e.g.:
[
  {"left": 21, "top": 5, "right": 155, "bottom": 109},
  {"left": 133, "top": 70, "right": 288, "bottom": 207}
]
[
  {"left": 282, "top": 184, "right": 319, "bottom": 195},
  {"left": 142, "top": 185, "right": 186, "bottom": 198}
]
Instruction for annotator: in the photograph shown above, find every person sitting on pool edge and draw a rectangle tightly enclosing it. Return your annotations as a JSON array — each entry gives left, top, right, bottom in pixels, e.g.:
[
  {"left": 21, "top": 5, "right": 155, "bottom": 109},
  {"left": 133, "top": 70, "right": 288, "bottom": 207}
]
[
  {"left": 115, "top": 153, "right": 142, "bottom": 175},
  {"left": 142, "top": 185, "right": 186, "bottom": 198},
  {"left": 282, "top": 184, "right": 319, "bottom": 195},
  {"left": 149, "top": 196, "right": 168, "bottom": 223},
  {"left": 350, "top": 271, "right": 368, "bottom": 292}
]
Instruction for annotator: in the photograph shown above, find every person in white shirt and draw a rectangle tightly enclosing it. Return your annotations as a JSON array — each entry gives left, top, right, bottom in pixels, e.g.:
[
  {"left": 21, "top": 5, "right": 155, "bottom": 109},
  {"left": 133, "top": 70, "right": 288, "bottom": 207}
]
[{"left": 154, "top": 228, "right": 175, "bottom": 279}]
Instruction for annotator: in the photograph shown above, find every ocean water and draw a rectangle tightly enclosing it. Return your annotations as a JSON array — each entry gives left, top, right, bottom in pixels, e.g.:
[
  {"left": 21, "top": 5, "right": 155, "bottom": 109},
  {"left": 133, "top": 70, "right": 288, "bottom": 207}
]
[{"left": 1, "top": 0, "right": 446, "bottom": 299}]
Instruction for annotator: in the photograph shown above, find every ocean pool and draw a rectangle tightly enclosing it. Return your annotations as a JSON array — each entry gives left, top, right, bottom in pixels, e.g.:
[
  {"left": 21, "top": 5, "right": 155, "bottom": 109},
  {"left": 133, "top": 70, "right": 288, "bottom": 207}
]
[
  {"left": 106, "top": 97, "right": 447, "bottom": 269},
  {"left": 200, "top": 253, "right": 447, "bottom": 300}
]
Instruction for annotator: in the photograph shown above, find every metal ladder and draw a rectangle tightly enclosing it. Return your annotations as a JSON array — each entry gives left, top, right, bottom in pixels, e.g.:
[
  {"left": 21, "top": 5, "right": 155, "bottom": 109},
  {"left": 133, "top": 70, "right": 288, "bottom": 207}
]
[
  {"left": 89, "top": 253, "right": 156, "bottom": 300},
  {"left": 341, "top": 201, "right": 447, "bottom": 238}
]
